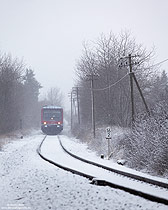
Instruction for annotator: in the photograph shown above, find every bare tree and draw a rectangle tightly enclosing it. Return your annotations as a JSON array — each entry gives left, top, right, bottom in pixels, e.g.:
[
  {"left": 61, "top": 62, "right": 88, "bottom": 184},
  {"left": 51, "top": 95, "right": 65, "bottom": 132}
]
[
  {"left": 0, "top": 53, "right": 42, "bottom": 133},
  {"left": 41, "top": 87, "right": 64, "bottom": 107},
  {"left": 0, "top": 53, "right": 24, "bottom": 133},
  {"left": 75, "top": 31, "right": 155, "bottom": 127},
  {"left": 22, "top": 69, "right": 42, "bottom": 128}
]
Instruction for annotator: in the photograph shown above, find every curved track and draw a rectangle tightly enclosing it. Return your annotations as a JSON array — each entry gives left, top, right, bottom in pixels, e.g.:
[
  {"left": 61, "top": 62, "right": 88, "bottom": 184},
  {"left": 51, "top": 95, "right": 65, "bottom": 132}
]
[{"left": 37, "top": 135, "right": 168, "bottom": 205}]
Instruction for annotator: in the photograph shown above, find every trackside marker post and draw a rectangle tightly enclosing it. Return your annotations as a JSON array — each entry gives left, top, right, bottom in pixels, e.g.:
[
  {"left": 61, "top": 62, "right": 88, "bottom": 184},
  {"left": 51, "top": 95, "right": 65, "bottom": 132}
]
[{"left": 106, "top": 127, "right": 112, "bottom": 159}]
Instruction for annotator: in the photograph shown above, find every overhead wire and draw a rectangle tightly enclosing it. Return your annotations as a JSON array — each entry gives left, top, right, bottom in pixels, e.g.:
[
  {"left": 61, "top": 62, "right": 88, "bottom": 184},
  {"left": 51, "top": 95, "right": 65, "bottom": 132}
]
[
  {"left": 150, "top": 58, "right": 168, "bottom": 67},
  {"left": 88, "top": 58, "right": 168, "bottom": 91},
  {"left": 135, "top": 58, "right": 168, "bottom": 72},
  {"left": 93, "top": 72, "right": 129, "bottom": 91}
]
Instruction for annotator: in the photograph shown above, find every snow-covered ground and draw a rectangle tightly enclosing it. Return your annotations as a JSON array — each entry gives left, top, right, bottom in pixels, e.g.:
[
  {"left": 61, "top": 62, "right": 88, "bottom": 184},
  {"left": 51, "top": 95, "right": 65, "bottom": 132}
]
[
  {"left": 60, "top": 135, "right": 168, "bottom": 185},
  {"left": 0, "top": 130, "right": 167, "bottom": 210},
  {"left": 41, "top": 135, "right": 168, "bottom": 200}
]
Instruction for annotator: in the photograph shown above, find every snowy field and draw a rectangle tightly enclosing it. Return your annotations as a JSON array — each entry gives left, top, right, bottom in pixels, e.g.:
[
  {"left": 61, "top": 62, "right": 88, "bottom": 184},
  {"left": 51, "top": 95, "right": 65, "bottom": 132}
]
[{"left": 0, "top": 130, "right": 167, "bottom": 210}]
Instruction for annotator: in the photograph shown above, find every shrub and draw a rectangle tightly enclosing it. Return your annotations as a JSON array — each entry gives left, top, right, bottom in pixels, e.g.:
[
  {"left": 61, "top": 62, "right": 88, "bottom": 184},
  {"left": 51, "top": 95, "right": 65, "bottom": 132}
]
[{"left": 123, "top": 102, "right": 168, "bottom": 176}]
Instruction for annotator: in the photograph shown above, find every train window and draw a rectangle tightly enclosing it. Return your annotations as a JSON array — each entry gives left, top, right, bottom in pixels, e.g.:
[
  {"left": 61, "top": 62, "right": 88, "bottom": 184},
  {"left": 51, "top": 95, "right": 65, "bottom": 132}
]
[{"left": 43, "top": 109, "right": 62, "bottom": 121}]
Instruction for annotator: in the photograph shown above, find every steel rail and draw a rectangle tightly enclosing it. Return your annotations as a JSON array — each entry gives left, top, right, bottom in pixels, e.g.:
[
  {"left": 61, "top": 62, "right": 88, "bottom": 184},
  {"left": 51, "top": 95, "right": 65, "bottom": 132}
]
[
  {"left": 58, "top": 136, "right": 168, "bottom": 189},
  {"left": 37, "top": 135, "right": 168, "bottom": 205},
  {"left": 37, "top": 135, "right": 93, "bottom": 180}
]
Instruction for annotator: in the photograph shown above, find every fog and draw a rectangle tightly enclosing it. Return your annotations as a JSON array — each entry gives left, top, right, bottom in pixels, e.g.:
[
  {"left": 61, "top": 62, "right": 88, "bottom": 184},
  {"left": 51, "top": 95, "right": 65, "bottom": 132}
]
[{"left": 0, "top": 0, "right": 168, "bottom": 109}]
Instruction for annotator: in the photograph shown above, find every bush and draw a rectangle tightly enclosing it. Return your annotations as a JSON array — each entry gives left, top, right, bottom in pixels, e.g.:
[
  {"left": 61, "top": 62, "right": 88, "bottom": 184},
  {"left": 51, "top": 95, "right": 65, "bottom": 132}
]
[
  {"left": 76, "top": 125, "right": 128, "bottom": 159},
  {"left": 123, "top": 102, "right": 168, "bottom": 176}
]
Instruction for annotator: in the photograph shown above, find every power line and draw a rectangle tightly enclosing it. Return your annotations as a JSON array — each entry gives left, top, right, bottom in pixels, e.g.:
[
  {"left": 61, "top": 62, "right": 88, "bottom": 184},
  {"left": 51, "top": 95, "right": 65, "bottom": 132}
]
[
  {"left": 136, "top": 58, "right": 168, "bottom": 72},
  {"left": 88, "top": 58, "right": 168, "bottom": 92},
  {"left": 150, "top": 58, "right": 168, "bottom": 67},
  {"left": 92, "top": 73, "right": 129, "bottom": 91}
]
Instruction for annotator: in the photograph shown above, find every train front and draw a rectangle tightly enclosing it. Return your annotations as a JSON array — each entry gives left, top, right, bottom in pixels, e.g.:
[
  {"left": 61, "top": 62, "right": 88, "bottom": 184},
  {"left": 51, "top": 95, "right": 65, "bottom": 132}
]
[{"left": 41, "top": 106, "right": 63, "bottom": 135}]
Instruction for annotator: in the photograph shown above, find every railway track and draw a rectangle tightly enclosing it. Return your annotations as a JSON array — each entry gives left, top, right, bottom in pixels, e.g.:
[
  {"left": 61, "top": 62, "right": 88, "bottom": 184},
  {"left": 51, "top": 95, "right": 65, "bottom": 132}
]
[{"left": 37, "top": 135, "right": 168, "bottom": 205}]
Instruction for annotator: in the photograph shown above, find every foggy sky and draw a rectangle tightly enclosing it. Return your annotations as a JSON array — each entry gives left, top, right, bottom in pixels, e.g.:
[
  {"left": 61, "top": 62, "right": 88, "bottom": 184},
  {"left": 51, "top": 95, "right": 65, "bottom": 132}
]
[{"left": 0, "top": 0, "right": 168, "bottom": 109}]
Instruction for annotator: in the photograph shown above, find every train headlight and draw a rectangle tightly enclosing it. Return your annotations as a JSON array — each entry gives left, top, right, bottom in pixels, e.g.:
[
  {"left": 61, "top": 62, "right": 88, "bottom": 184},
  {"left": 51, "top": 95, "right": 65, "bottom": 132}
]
[
  {"left": 58, "top": 122, "right": 61, "bottom": 125},
  {"left": 43, "top": 121, "right": 47, "bottom": 125}
]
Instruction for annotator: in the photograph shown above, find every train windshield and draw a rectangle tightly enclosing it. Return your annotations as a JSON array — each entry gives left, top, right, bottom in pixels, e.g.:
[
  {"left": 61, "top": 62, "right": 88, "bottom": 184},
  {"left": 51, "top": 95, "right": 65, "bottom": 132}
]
[{"left": 43, "top": 109, "right": 62, "bottom": 121}]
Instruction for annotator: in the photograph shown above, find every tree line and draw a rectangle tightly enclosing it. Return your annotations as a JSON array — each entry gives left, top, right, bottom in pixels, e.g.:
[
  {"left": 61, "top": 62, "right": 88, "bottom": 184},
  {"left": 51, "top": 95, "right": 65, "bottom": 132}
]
[
  {"left": 75, "top": 31, "right": 168, "bottom": 175},
  {"left": 0, "top": 53, "right": 42, "bottom": 134},
  {"left": 75, "top": 31, "right": 167, "bottom": 128},
  {"left": 0, "top": 52, "right": 64, "bottom": 135}
]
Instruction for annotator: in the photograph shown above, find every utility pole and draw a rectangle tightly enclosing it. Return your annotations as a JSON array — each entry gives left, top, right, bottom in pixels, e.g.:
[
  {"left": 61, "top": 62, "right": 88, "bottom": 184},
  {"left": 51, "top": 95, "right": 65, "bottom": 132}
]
[
  {"left": 70, "top": 87, "right": 81, "bottom": 132},
  {"left": 70, "top": 90, "right": 73, "bottom": 132},
  {"left": 132, "top": 73, "right": 150, "bottom": 114},
  {"left": 128, "top": 54, "right": 135, "bottom": 122},
  {"left": 119, "top": 54, "right": 150, "bottom": 122},
  {"left": 76, "top": 87, "right": 80, "bottom": 125},
  {"left": 90, "top": 73, "right": 96, "bottom": 138},
  {"left": 119, "top": 54, "right": 136, "bottom": 122},
  {"left": 86, "top": 73, "right": 98, "bottom": 138}
]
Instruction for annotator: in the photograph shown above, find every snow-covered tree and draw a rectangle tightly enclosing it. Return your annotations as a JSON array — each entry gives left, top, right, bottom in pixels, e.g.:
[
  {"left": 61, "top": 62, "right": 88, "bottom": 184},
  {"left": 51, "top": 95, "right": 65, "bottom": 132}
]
[
  {"left": 148, "top": 70, "right": 168, "bottom": 106},
  {"left": 40, "top": 87, "right": 64, "bottom": 108},
  {"left": 0, "top": 53, "right": 24, "bottom": 133},
  {"left": 123, "top": 102, "right": 168, "bottom": 175},
  {"left": 0, "top": 53, "right": 42, "bottom": 133},
  {"left": 22, "top": 69, "right": 42, "bottom": 128},
  {"left": 75, "top": 31, "right": 154, "bottom": 128}
]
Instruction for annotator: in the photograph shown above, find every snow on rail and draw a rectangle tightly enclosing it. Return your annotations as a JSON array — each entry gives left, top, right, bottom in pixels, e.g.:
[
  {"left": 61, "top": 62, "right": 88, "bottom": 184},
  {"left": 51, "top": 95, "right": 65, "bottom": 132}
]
[
  {"left": 38, "top": 135, "right": 168, "bottom": 205},
  {"left": 59, "top": 135, "right": 168, "bottom": 189}
]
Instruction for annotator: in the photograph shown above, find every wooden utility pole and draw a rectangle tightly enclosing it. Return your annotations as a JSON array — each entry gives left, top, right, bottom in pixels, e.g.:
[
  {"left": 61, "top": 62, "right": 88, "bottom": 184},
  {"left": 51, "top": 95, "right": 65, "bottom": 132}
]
[
  {"left": 76, "top": 87, "right": 80, "bottom": 125},
  {"left": 128, "top": 54, "right": 135, "bottom": 122},
  {"left": 119, "top": 54, "right": 150, "bottom": 122},
  {"left": 132, "top": 73, "right": 150, "bottom": 114},
  {"left": 91, "top": 73, "right": 96, "bottom": 138},
  {"left": 70, "top": 87, "right": 81, "bottom": 132},
  {"left": 70, "top": 90, "right": 73, "bottom": 132}
]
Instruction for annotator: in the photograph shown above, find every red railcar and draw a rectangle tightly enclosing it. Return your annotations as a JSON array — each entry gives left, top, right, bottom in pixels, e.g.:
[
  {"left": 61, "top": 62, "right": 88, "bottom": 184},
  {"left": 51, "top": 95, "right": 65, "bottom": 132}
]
[{"left": 41, "top": 106, "right": 63, "bottom": 135}]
